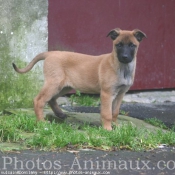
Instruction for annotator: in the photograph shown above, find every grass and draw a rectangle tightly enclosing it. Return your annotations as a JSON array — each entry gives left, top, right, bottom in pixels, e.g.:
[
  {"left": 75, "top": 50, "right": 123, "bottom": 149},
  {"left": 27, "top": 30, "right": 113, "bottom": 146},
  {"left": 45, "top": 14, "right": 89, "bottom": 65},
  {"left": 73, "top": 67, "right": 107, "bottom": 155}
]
[
  {"left": 145, "top": 118, "right": 168, "bottom": 129},
  {"left": 70, "top": 91, "right": 100, "bottom": 107},
  {"left": 0, "top": 112, "right": 175, "bottom": 151}
]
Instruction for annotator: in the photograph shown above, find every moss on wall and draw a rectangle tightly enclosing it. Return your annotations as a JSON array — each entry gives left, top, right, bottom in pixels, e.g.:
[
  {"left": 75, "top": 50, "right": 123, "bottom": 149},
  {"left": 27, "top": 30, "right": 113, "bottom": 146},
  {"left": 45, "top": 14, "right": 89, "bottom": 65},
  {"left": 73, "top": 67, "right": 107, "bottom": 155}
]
[{"left": 0, "top": 0, "right": 48, "bottom": 110}]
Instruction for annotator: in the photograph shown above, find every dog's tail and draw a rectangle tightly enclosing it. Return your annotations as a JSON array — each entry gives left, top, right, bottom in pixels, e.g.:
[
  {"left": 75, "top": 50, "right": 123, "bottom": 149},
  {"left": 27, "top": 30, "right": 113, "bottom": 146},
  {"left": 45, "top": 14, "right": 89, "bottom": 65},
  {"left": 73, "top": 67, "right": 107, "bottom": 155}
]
[{"left": 12, "top": 52, "right": 47, "bottom": 74}]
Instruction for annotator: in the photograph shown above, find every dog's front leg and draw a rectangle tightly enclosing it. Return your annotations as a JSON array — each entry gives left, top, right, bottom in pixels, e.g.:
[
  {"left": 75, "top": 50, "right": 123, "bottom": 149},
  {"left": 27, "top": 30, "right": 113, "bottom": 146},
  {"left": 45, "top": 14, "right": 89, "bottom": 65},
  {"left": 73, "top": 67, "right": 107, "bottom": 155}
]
[
  {"left": 112, "top": 93, "right": 125, "bottom": 125},
  {"left": 100, "top": 90, "right": 113, "bottom": 130}
]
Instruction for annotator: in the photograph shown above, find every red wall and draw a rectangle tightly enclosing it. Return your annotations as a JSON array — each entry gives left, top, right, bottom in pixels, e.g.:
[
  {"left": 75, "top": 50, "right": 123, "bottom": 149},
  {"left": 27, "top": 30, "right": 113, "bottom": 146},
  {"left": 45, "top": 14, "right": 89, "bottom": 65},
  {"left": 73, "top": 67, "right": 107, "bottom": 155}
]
[{"left": 48, "top": 0, "right": 175, "bottom": 90}]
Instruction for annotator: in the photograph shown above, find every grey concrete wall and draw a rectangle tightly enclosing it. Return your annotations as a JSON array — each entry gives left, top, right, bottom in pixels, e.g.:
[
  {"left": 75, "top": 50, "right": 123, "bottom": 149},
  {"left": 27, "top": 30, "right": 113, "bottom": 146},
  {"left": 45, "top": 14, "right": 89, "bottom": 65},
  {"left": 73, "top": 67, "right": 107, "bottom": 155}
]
[{"left": 0, "top": 0, "right": 48, "bottom": 63}]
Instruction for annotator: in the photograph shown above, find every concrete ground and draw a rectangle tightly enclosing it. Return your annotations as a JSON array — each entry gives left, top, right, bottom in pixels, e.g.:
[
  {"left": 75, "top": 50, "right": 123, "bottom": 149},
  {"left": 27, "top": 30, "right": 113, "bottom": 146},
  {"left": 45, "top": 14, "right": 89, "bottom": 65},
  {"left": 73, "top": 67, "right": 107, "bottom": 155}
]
[
  {"left": 121, "top": 90, "right": 175, "bottom": 128},
  {"left": 0, "top": 91, "right": 175, "bottom": 175},
  {"left": 0, "top": 148, "right": 175, "bottom": 175},
  {"left": 123, "top": 90, "right": 175, "bottom": 103}
]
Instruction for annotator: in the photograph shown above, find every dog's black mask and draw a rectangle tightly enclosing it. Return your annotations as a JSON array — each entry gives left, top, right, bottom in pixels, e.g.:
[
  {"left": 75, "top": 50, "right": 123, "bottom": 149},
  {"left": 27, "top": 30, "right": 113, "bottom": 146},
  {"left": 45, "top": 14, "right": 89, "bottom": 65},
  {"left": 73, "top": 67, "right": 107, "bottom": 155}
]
[{"left": 116, "top": 42, "right": 136, "bottom": 64}]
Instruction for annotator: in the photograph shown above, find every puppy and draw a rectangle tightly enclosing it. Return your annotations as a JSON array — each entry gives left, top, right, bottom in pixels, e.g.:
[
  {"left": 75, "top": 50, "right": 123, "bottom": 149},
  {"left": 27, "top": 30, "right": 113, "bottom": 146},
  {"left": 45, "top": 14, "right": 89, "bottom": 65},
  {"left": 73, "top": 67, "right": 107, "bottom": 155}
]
[{"left": 13, "top": 28, "right": 146, "bottom": 130}]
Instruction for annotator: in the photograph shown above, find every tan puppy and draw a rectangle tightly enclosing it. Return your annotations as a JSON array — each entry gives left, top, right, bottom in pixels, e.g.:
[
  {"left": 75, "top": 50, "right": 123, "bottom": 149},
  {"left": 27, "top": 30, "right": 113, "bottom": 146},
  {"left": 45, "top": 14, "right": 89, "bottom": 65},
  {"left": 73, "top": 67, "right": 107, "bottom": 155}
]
[{"left": 13, "top": 28, "right": 146, "bottom": 130}]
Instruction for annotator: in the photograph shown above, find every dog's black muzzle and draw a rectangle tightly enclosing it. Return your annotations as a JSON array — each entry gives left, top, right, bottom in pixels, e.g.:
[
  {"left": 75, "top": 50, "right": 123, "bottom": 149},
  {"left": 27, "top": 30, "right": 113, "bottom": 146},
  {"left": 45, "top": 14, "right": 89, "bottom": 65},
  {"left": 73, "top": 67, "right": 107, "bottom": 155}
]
[
  {"left": 116, "top": 43, "right": 136, "bottom": 64},
  {"left": 118, "top": 54, "right": 133, "bottom": 64}
]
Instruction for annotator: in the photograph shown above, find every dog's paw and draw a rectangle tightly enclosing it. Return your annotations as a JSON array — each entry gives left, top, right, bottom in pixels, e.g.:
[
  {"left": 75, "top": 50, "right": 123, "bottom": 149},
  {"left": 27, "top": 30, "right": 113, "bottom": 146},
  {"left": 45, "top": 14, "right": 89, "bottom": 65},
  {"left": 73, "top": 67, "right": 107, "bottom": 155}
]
[
  {"left": 55, "top": 113, "right": 67, "bottom": 120},
  {"left": 103, "top": 125, "right": 112, "bottom": 131}
]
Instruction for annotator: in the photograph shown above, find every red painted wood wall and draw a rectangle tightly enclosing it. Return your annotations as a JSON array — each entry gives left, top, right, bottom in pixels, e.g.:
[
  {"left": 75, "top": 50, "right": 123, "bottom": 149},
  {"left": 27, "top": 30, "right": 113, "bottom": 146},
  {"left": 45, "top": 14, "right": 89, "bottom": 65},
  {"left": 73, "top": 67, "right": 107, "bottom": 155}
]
[{"left": 48, "top": 0, "right": 175, "bottom": 90}]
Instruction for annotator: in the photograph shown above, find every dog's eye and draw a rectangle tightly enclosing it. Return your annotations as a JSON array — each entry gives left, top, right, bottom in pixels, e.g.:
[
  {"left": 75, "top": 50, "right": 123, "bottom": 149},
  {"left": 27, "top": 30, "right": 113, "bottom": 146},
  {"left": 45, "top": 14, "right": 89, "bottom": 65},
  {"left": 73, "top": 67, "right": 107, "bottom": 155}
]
[
  {"left": 129, "top": 43, "right": 136, "bottom": 48},
  {"left": 116, "top": 43, "right": 123, "bottom": 48}
]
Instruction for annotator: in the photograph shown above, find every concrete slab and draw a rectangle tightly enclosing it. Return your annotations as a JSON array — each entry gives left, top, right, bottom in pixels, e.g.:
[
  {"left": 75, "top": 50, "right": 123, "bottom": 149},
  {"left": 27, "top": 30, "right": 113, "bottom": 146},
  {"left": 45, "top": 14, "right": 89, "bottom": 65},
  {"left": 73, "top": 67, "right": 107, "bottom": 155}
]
[
  {"left": 123, "top": 90, "right": 175, "bottom": 103},
  {"left": 120, "top": 102, "right": 175, "bottom": 128},
  {"left": 4, "top": 108, "right": 166, "bottom": 133},
  {"left": 46, "top": 112, "right": 164, "bottom": 133},
  {"left": 59, "top": 102, "right": 175, "bottom": 129}
]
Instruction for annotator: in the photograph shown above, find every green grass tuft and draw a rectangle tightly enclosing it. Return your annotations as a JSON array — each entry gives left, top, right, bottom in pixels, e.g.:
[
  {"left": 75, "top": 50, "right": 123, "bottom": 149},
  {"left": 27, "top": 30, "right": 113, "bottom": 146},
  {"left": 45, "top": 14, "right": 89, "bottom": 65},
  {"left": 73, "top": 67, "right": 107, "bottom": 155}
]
[
  {"left": 70, "top": 91, "right": 100, "bottom": 107},
  {"left": 144, "top": 118, "right": 168, "bottom": 129}
]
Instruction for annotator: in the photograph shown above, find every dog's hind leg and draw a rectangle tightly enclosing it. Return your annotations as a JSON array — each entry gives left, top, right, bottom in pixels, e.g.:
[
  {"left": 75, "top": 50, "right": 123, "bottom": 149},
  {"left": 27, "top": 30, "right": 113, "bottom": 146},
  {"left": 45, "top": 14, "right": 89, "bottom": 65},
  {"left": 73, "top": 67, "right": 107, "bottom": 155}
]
[
  {"left": 48, "top": 87, "right": 72, "bottom": 119},
  {"left": 34, "top": 81, "right": 62, "bottom": 121}
]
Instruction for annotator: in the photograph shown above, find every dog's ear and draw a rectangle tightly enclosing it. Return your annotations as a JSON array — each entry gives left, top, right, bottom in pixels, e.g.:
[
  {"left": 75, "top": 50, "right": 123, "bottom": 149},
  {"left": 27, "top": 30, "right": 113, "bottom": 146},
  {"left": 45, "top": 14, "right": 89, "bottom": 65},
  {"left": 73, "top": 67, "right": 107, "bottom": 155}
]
[
  {"left": 133, "top": 29, "right": 147, "bottom": 42},
  {"left": 107, "top": 28, "right": 121, "bottom": 40}
]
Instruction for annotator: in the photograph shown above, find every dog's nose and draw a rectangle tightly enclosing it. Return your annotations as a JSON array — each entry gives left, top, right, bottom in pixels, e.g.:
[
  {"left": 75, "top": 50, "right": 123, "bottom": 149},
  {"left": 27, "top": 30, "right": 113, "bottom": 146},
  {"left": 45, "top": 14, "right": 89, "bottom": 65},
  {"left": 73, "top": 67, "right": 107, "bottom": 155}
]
[
  {"left": 121, "top": 55, "right": 132, "bottom": 64},
  {"left": 122, "top": 55, "right": 128, "bottom": 61}
]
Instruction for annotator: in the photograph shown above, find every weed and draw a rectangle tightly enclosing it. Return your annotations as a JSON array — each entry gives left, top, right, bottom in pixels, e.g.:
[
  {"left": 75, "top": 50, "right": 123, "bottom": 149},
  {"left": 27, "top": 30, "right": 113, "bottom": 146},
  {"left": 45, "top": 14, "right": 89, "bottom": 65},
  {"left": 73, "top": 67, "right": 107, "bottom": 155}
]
[
  {"left": 70, "top": 91, "right": 100, "bottom": 107},
  {"left": 120, "top": 110, "right": 128, "bottom": 115},
  {"left": 0, "top": 58, "right": 42, "bottom": 110},
  {"left": 144, "top": 118, "right": 168, "bottom": 129}
]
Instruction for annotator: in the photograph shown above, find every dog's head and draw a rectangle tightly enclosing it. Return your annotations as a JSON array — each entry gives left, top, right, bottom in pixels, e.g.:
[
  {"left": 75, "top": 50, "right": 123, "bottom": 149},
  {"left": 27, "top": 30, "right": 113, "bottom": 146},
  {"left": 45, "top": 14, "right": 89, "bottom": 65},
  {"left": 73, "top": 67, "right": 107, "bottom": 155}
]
[{"left": 107, "top": 28, "right": 146, "bottom": 64}]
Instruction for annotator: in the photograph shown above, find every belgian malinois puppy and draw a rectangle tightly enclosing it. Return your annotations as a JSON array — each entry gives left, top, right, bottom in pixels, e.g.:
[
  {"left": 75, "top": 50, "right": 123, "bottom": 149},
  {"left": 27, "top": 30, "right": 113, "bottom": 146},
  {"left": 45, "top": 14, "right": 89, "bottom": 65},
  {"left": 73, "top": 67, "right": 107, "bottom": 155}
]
[{"left": 13, "top": 28, "right": 146, "bottom": 130}]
